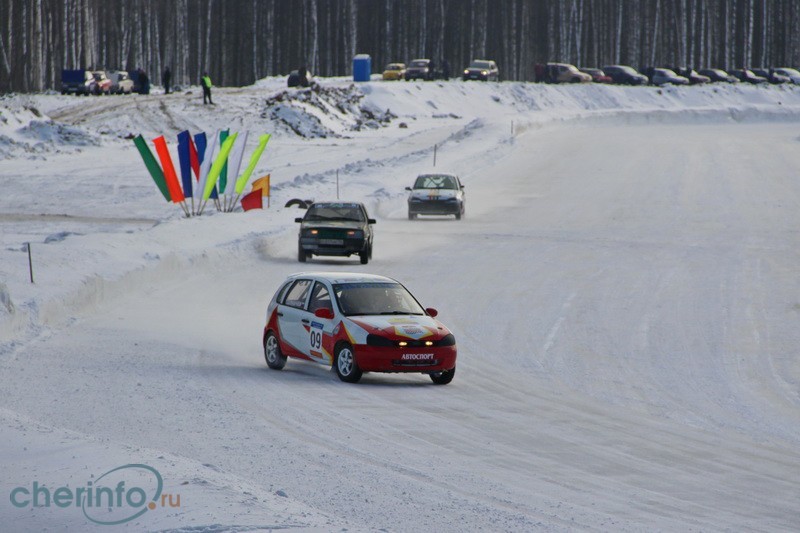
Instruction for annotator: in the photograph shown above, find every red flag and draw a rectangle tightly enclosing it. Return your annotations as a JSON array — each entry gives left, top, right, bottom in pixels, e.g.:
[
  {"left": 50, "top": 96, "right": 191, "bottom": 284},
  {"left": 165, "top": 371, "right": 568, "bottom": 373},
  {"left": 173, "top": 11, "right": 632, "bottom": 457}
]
[
  {"left": 152, "top": 136, "right": 185, "bottom": 203},
  {"left": 241, "top": 189, "right": 263, "bottom": 211}
]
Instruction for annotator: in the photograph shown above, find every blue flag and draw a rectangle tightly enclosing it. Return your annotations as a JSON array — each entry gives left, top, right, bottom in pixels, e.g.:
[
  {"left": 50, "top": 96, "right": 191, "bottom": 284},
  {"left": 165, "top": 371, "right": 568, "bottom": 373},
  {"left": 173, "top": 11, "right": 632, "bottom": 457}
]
[{"left": 177, "top": 130, "right": 193, "bottom": 198}]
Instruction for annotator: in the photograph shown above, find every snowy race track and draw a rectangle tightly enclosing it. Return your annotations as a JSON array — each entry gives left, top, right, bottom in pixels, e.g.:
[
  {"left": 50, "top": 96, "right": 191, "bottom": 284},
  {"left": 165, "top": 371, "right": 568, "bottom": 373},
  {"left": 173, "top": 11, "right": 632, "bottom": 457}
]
[{"left": 1, "top": 82, "right": 800, "bottom": 531}]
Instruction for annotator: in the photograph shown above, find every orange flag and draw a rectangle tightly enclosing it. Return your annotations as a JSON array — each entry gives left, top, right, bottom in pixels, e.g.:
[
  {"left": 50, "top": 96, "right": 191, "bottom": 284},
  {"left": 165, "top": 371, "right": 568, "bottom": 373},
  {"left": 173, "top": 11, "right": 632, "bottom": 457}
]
[
  {"left": 152, "top": 136, "right": 185, "bottom": 203},
  {"left": 252, "top": 174, "right": 270, "bottom": 197}
]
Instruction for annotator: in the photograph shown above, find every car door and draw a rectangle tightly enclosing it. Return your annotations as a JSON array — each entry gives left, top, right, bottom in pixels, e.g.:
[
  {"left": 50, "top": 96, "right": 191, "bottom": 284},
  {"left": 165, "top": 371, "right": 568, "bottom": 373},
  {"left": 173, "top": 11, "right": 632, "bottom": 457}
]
[
  {"left": 277, "top": 278, "right": 313, "bottom": 357},
  {"left": 304, "top": 281, "right": 336, "bottom": 365}
]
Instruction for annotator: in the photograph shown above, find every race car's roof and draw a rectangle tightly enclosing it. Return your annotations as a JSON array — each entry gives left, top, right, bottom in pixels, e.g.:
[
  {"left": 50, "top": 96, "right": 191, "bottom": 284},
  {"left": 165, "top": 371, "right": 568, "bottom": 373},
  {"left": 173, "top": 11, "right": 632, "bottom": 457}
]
[{"left": 287, "top": 272, "right": 396, "bottom": 284}]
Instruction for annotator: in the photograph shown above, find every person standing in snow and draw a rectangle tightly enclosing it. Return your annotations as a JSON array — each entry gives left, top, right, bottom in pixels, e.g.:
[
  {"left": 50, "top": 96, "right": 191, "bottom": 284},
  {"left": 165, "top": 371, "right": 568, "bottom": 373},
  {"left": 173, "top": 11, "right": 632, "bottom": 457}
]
[
  {"left": 138, "top": 68, "right": 150, "bottom": 94},
  {"left": 162, "top": 66, "right": 172, "bottom": 94},
  {"left": 201, "top": 72, "right": 213, "bottom": 105}
]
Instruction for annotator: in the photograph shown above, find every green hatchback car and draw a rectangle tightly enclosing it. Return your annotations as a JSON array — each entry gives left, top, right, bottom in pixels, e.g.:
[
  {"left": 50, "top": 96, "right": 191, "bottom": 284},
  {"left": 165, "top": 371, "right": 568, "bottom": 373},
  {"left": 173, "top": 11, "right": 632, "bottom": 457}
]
[{"left": 295, "top": 202, "right": 376, "bottom": 264}]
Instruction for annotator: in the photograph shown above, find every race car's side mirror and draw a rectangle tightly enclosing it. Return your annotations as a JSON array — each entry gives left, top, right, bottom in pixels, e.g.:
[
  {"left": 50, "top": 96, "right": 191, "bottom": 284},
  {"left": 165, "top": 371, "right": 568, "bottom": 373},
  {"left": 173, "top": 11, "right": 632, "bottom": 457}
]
[
  {"left": 368, "top": 219, "right": 376, "bottom": 224},
  {"left": 405, "top": 186, "right": 412, "bottom": 191},
  {"left": 425, "top": 307, "right": 438, "bottom": 318},
  {"left": 294, "top": 217, "right": 303, "bottom": 223},
  {"left": 314, "top": 308, "right": 334, "bottom": 319}
]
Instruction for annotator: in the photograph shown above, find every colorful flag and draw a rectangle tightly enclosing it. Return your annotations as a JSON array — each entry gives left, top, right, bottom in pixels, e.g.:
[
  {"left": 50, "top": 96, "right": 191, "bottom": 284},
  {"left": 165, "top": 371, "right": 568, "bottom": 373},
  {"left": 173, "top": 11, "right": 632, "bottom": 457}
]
[
  {"left": 219, "top": 129, "right": 229, "bottom": 194},
  {"left": 195, "top": 130, "right": 218, "bottom": 202},
  {"left": 241, "top": 189, "right": 263, "bottom": 211},
  {"left": 153, "top": 136, "right": 185, "bottom": 203},
  {"left": 252, "top": 174, "right": 270, "bottom": 196},
  {"left": 177, "top": 131, "right": 193, "bottom": 198},
  {"left": 192, "top": 132, "right": 205, "bottom": 179},
  {"left": 133, "top": 135, "right": 170, "bottom": 202},
  {"left": 224, "top": 131, "right": 249, "bottom": 197},
  {"left": 235, "top": 134, "right": 271, "bottom": 195},
  {"left": 203, "top": 132, "right": 238, "bottom": 200}
]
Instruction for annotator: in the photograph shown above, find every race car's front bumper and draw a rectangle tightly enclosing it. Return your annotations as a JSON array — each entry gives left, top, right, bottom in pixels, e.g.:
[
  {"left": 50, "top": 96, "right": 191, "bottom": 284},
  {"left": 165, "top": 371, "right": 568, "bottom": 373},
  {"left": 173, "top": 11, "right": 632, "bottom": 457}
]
[{"left": 354, "top": 344, "right": 457, "bottom": 373}]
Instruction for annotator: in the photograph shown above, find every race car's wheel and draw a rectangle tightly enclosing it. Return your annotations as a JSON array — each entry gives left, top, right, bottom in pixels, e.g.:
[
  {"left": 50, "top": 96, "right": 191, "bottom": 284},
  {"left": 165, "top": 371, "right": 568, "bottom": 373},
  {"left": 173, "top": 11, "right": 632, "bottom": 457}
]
[
  {"left": 455, "top": 211, "right": 461, "bottom": 220},
  {"left": 334, "top": 343, "right": 362, "bottom": 383},
  {"left": 408, "top": 212, "right": 416, "bottom": 220},
  {"left": 430, "top": 366, "right": 455, "bottom": 385},
  {"left": 360, "top": 244, "right": 370, "bottom": 264},
  {"left": 264, "top": 331, "right": 287, "bottom": 370},
  {"left": 298, "top": 244, "right": 307, "bottom": 263}
]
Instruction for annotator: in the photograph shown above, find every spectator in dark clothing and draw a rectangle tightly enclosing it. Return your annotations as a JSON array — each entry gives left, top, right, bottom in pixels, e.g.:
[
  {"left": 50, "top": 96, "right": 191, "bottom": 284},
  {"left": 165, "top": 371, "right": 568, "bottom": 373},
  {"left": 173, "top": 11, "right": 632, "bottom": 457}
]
[
  {"left": 298, "top": 66, "right": 309, "bottom": 88},
  {"left": 534, "top": 63, "right": 545, "bottom": 82},
  {"left": 442, "top": 59, "right": 450, "bottom": 79},
  {"left": 201, "top": 72, "right": 213, "bottom": 104},
  {"left": 138, "top": 69, "right": 150, "bottom": 94},
  {"left": 162, "top": 66, "right": 172, "bottom": 94}
]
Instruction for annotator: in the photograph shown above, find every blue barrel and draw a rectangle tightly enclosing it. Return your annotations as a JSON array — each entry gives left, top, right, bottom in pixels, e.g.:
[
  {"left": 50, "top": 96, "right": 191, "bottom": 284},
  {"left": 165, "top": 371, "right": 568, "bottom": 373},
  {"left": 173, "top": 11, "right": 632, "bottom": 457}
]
[{"left": 353, "top": 54, "right": 371, "bottom": 82}]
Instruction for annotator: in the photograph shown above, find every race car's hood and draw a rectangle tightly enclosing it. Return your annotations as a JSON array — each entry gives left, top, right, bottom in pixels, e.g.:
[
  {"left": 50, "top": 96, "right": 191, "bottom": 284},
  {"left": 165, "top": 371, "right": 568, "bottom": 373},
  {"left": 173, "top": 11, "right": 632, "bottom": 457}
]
[
  {"left": 409, "top": 188, "right": 459, "bottom": 200},
  {"left": 349, "top": 314, "right": 445, "bottom": 340},
  {"left": 302, "top": 220, "right": 365, "bottom": 231}
]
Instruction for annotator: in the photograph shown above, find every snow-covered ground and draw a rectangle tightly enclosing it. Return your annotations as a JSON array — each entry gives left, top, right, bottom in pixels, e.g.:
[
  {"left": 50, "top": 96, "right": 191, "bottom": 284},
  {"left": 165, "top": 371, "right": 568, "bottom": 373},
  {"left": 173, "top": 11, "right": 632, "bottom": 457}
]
[{"left": 1, "top": 78, "right": 800, "bottom": 531}]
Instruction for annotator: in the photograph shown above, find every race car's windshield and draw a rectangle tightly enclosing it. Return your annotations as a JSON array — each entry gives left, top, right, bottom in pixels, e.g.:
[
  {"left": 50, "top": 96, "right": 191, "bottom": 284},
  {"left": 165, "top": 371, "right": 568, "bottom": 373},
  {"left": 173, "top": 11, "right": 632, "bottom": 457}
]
[
  {"left": 410, "top": 60, "right": 428, "bottom": 67},
  {"left": 333, "top": 282, "right": 426, "bottom": 316},
  {"left": 304, "top": 204, "right": 364, "bottom": 222},
  {"left": 413, "top": 174, "right": 458, "bottom": 190},
  {"left": 469, "top": 61, "right": 491, "bottom": 69}
]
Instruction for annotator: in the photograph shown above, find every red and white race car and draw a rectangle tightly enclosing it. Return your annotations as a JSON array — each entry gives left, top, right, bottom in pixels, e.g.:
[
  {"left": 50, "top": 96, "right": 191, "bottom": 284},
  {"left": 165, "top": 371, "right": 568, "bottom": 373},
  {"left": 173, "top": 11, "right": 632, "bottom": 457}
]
[{"left": 263, "top": 272, "right": 457, "bottom": 384}]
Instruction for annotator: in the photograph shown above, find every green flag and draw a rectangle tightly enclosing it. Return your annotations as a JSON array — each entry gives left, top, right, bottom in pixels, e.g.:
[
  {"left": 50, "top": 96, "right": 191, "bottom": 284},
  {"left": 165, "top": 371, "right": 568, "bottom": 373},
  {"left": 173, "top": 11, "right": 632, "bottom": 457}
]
[
  {"left": 219, "top": 129, "right": 229, "bottom": 194},
  {"left": 203, "top": 133, "right": 238, "bottom": 200},
  {"left": 235, "top": 134, "right": 271, "bottom": 195},
  {"left": 133, "top": 135, "right": 170, "bottom": 201}
]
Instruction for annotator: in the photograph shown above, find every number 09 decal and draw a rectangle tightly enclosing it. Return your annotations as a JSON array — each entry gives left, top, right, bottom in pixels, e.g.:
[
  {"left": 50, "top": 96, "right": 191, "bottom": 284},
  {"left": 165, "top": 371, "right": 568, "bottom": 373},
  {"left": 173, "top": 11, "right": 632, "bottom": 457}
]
[{"left": 310, "top": 330, "right": 322, "bottom": 350}]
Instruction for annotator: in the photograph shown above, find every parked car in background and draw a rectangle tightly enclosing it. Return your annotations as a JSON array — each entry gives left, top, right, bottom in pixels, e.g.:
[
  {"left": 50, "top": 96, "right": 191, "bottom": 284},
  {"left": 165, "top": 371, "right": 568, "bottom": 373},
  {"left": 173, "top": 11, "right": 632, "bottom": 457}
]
[
  {"left": 107, "top": 70, "right": 134, "bottom": 94},
  {"left": 651, "top": 68, "right": 689, "bottom": 86},
  {"left": 295, "top": 202, "right": 375, "bottom": 264},
  {"left": 462, "top": 59, "right": 499, "bottom": 81},
  {"left": 382, "top": 63, "right": 406, "bottom": 81},
  {"left": 60, "top": 69, "right": 96, "bottom": 95},
  {"left": 773, "top": 67, "right": 800, "bottom": 84},
  {"left": 406, "top": 173, "right": 465, "bottom": 220},
  {"left": 405, "top": 59, "right": 434, "bottom": 81},
  {"left": 91, "top": 71, "right": 112, "bottom": 94},
  {"left": 287, "top": 69, "right": 314, "bottom": 88},
  {"left": 262, "top": 272, "right": 457, "bottom": 384},
  {"left": 675, "top": 68, "right": 710, "bottom": 84},
  {"left": 546, "top": 63, "right": 592, "bottom": 83},
  {"left": 752, "top": 68, "right": 789, "bottom": 84},
  {"left": 698, "top": 68, "right": 739, "bottom": 83},
  {"left": 601, "top": 65, "right": 648, "bottom": 85},
  {"left": 579, "top": 68, "right": 612, "bottom": 83},
  {"left": 729, "top": 69, "right": 768, "bottom": 84}
]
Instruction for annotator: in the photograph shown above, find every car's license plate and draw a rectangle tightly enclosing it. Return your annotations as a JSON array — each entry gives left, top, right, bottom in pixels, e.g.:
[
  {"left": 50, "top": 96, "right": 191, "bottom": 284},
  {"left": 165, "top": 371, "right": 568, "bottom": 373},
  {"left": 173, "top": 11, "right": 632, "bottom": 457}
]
[{"left": 319, "top": 239, "right": 344, "bottom": 245}]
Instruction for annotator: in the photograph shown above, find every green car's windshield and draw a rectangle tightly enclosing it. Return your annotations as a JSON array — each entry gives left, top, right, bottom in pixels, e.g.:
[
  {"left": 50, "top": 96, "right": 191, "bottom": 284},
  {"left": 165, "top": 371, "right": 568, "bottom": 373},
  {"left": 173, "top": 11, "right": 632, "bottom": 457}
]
[
  {"left": 413, "top": 174, "right": 458, "bottom": 190},
  {"left": 333, "top": 282, "right": 426, "bottom": 316},
  {"left": 304, "top": 204, "right": 364, "bottom": 222}
]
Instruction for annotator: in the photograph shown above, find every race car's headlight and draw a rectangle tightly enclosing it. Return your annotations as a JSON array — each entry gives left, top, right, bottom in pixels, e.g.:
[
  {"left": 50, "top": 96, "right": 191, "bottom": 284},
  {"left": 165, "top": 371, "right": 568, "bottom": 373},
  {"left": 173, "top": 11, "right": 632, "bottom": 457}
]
[
  {"left": 481, "top": 70, "right": 488, "bottom": 75},
  {"left": 444, "top": 196, "right": 458, "bottom": 201},
  {"left": 366, "top": 334, "right": 395, "bottom": 347},
  {"left": 464, "top": 70, "right": 469, "bottom": 75},
  {"left": 346, "top": 230, "right": 363, "bottom": 238},
  {"left": 305, "top": 229, "right": 319, "bottom": 236},
  {"left": 433, "top": 334, "right": 456, "bottom": 346}
]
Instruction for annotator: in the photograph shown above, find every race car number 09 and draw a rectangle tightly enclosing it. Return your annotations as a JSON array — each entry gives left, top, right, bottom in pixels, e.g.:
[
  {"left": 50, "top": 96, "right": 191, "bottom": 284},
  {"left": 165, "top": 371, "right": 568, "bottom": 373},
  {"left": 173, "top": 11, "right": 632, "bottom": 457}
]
[{"left": 310, "top": 330, "right": 322, "bottom": 350}]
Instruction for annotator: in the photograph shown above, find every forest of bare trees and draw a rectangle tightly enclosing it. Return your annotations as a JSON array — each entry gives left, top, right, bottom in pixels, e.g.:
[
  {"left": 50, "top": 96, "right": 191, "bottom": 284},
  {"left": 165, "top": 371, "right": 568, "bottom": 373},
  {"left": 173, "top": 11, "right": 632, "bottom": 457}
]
[{"left": 2, "top": 0, "right": 799, "bottom": 93}]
